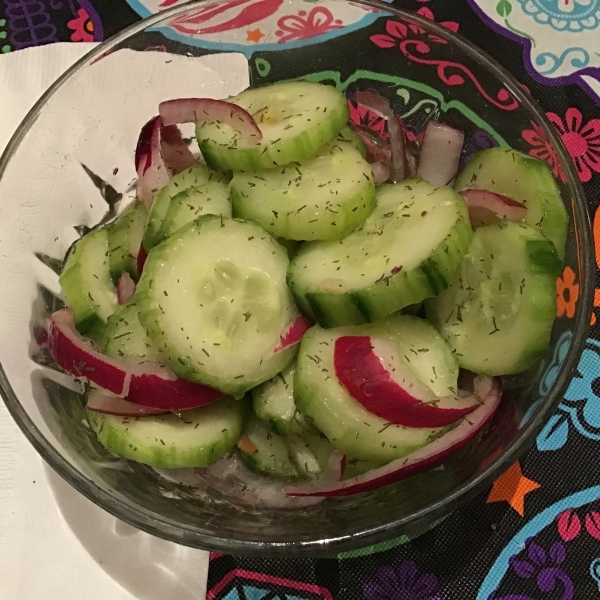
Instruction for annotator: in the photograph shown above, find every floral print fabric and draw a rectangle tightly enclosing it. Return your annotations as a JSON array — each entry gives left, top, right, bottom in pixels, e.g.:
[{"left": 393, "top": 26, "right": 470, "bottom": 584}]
[{"left": 523, "top": 107, "right": 600, "bottom": 183}]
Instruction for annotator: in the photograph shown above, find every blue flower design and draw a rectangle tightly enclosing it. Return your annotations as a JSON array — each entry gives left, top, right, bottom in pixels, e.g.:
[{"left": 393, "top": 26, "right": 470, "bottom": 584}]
[
  {"left": 562, "top": 346, "right": 600, "bottom": 435},
  {"left": 524, "top": 330, "right": 568, "bottom": 436},
  {"left": 539, "top": 331, "right": 572, "bottom": 398},
  {"left": 537, "top": 337, "right": 600, "bottom": 452},
  {"left": 517, "top": 0, "right": 600, "bottom": 31}
]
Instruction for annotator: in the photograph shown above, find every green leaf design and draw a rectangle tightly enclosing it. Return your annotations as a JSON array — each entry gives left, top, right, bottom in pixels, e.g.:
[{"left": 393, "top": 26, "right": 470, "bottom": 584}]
[
  {"left": 496, "top": 0, "right": 512, "bottom": 17},
  {"left": 255, "top": 57, "right": 271, "bottom": 77}
]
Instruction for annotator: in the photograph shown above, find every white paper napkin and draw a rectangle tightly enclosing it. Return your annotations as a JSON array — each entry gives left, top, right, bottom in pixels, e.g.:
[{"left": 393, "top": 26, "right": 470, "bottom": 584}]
[{"left": 0, "top": 42, "right": 248, "bottom": 600}]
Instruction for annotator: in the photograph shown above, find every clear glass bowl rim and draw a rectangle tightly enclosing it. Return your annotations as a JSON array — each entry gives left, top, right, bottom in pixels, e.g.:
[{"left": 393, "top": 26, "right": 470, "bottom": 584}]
[{"left": 0, "top": 0, "right": 594, "bottom": 557}]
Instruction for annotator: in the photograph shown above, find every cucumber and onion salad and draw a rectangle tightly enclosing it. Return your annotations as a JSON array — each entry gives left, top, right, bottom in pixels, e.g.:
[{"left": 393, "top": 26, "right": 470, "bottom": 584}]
[{"left": 47, "top": 80, "right": 567, "bottom": 504}]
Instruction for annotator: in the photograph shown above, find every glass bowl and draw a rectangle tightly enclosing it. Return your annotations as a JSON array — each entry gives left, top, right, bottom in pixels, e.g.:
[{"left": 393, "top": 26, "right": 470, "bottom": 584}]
[{"left": 0, "top": 0, "right": 593, "bottom": 557}]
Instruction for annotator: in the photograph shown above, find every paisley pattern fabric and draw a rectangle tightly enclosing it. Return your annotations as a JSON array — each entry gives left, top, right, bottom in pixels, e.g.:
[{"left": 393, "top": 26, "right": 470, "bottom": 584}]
[{"left": 5, "top": 0, "right": 600, "bottom": 597}]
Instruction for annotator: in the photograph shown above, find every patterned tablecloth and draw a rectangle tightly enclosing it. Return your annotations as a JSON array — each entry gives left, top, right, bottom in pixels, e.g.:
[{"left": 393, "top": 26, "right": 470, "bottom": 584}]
[{"left": 2, "top": 0, "right": 600, "bottom": 597}]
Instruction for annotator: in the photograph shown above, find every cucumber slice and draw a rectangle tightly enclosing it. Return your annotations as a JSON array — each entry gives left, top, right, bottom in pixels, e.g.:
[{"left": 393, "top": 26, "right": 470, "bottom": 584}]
[
  {"left": 230, "top": 140, "right": 376, "bottom": 241},
  {"left": 336, "top": 126, "right": 367, "bottom": 160},
  {"left": 294, "top": 323, "right": 448, "bottom": 462},
  {"left": 154, "top": 181, "right": 231, "bottom": 245},
  {"left": 142, "top": 163, "right": 227, "bottom": 252},
  {"left": 107, "top": 201, "right": 147, "bottom": 283},
  {"left": 237, "top": 415, "right": 299, "bottom": 480},
  {"left": 287, "top": 432, "right": 334, "bottom": 478},
  {"left": 402, "top": 302, "right": 424, "bottom": 317},
  {"left": 197, "top": 81, "right": 349, "bottom": 172},
  {"left": 366, "top": 314, "right": 458, "bottom": 398},
  {"left": 343, "top": 458, "right": 387, "bottom": 479},
  {"left": 303, "top": 432, "right": 334, "bottom": 470},
  {"left": 286, "top": 434, "right": 323, "bottom": 478},
  {"left": 135, "top": 215, "right": 299, "bottom": 396},
  {"left": 426, "top": 221, "right": 561, "bottom": 375},
  {"left": 454, "top": 148, "right": 568, "bottom": 259},
  {"left": 86, "top": 395, "right": 247, "bottom": 468},
  {"left": 251, "top": 362, "right": 309, "bottom": 435},
  {"left": 102, "top": 300, "right": 163, "bottom": 363},
  {"left": 288, "top": 179, "right": 472, "bottom": 328},
  {"left": 143, "top": 189, "right": 170, "bottom": 253},
  {"left": 59, "top": 228, "right": 118, "bottom": 340},
  {"left": 278, "top": 238, "right": 301, "bottom": 259}
]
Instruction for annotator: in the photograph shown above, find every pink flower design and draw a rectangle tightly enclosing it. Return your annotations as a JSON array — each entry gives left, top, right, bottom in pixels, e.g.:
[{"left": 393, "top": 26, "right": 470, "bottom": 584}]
[
  {"left": 416, "top": 6, "right": 459, "bottom": 33},
  {"left": 549, "top": 108, "right": 600, "bottom": 183},
  {"left": 370, "top": 19, "right": 517, "bottom": 111},
  {"left": 67, "top": 8, "right": 95, "bottom": 43},
  {"left": 523, "top": 108, "right": 600, "bottom": 183},
  {"left": 371, "top": 8, "right": 458, "bottom": 48},
  {"left": 370, "top": 20, "right": 408, "bottom": 49},
  {"left": 522, "top": 120, "right": 567, "bottom": 182},
  {"left": 275, "top": 7, "right": 343, "bottom": 43},
  {"left": 348, "top": 98, "right": 388, "bottom": 139},
  {"left": 557, "top": 507, "right": 600, "bottom": 542},
  {"left": 170, "top": 0, "right": 282, "bottom": 36}
]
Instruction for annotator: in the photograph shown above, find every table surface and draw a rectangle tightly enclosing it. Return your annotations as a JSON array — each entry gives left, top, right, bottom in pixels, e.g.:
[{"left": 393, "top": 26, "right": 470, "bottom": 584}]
[{"left": 2, "top": 0, "right": 600, "bottom": 598}]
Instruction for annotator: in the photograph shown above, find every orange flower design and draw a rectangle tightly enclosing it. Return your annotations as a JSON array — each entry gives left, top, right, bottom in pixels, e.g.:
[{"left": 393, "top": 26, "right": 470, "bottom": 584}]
[
  {"left": 556, "top": 266, "right": 579, "bottom": 319},
  {"left": 591, "top": 289, "right": 600, "bottom": 326}
]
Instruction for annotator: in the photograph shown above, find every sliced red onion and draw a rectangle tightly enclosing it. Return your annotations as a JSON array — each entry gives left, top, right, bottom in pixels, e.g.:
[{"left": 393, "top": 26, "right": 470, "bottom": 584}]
[
  {"left": 404, "top": 131, "right": 418, "bottom": 178},
  {"left": 35, "top": 325, "right": 48, "bottom": 348},
  {"left": 414, "top": 130, "right": 425, "bottom": 148},
  {"left": 160, "top": 123, "right": 196, "bottom": 174},
  {"left": 387, "top": 113, "right": 408, "bottom": 182},
  {"left": 195, "top": 453, "right": 325, "bottom": 508},
  {"left": 273, "top": 315, "right": 312, "bottom": 353},
  {"left": 334, "top": 336, "right": 479, "bottom": 428},
  {"left": 354, "top": 90, "right": 391, "bottom": 120},
  {"left": 86, "top": 389, "right": 167, "bottom": 416},
  {"left": 286, "top": 376, "right": 501, "bottom": 497},
  {"left": 416, "top": 121, "right": 465, "bottom": 188},
  {"left": 136, "top": 244, "right": 147, "bottom": 277},
  {"left": 459, "top": 189, "right": 527, "bottom": 227},
  {"left": 349, "top": 124, "right": 391, "bottom": 166},
  {"left": 354, "top": 91, "right": 408, "bottom": 182},
  {"left": 116, "top": 272, "right": 136, "bottom": 305},
  {"left": 47, "top": 309, "right": 223, "bottom": 410},
  {"left": 135, "top": 116, "right": 171, "bottom": 209},
  {"left": 371, "top": 160, "right": 390, "bottom": 185},
  {"left": 134, "top": 117, "right": 155, "bottom": 173},
  {"left": 127, "top": 363, "right": 224, "bottom": 409},
  {"left": 135, "top": 116, "right": 200, "bottom": 209},
  {"left": 405, "top": 151, "right": 417, "bottom": 179},
  {"left": 48, "top": 309, "right": 126, "bottom": 396},
  {"left": 159, "top": 98, "right": 262, "bottom": 145}
]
